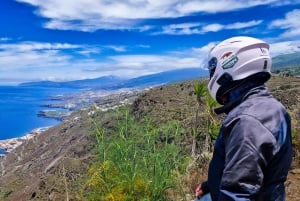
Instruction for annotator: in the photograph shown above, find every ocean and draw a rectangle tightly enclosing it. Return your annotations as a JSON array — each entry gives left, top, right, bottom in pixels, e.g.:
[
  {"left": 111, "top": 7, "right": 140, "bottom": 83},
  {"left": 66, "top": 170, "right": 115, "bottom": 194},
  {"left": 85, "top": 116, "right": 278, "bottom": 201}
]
[{"left": 0, "top": 85, "right": 78, "bottom": 141}]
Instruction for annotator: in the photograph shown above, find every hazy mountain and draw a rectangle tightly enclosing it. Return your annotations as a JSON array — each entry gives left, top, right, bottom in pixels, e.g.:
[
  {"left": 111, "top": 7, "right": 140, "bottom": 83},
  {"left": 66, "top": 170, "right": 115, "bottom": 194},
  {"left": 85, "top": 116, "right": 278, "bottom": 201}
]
[
  {"left": 272, "top": 52, "right": 300, "bottom": 70},
  {"left": 107, "top": 68, "right": 208, "bottom": 89},
  {"left": 19, "top": 68, "right": 208, "bottom": 89},
  {"left": 19, "top": 75, "right": 124, "bottom": 89}
]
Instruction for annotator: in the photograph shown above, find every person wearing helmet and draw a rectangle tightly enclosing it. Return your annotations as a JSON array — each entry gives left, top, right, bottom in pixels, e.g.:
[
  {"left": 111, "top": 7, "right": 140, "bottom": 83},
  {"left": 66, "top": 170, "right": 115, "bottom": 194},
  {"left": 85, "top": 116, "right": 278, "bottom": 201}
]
[{"left": 195, "top": 36, "right": 293, "bottom": 201}]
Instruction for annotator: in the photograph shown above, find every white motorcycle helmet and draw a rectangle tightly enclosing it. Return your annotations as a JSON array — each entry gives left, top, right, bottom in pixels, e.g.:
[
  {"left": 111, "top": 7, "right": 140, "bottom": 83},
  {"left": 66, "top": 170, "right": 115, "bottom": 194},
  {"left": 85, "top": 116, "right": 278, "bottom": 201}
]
[{"left": 207, "top": 36, "right": 272, "bottom": 105}]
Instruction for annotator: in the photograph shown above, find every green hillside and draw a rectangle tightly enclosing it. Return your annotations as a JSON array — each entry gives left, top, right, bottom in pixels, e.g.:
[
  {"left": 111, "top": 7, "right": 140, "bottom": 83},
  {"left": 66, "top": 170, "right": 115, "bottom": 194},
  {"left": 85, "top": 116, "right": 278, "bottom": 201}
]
[{"left": 272, "top": 52, "right": 300, "bottom": 76}]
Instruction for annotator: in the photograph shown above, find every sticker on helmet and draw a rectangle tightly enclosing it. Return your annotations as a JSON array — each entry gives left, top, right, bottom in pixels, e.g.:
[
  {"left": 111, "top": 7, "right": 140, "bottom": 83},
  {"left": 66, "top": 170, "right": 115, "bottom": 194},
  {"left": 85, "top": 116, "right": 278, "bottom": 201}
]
[
  {"left": 221, "top": 52, "right": 233, "bottom": 60},
  {"left": 222, "top": 55, "right": 238, "bottom": 69},
  {"left": 260, "top": 48, "right": 269, "bottom": 56}
]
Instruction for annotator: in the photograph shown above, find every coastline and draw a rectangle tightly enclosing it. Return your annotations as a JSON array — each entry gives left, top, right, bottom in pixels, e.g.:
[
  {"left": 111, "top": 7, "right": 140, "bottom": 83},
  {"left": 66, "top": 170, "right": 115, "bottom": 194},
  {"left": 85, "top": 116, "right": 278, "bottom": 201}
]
[
  {"left": 0, "top": 88, "right": 143, "bottom": 156},
  {"left": 0, "top": 127, "right": 50, "bottom": 155}
]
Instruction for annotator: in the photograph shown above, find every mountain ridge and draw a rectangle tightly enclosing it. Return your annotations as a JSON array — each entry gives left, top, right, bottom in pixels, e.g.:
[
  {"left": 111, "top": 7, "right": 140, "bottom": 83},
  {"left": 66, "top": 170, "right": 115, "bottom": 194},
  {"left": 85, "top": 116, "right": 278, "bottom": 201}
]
[
  {"left": 19, "top": 68, "right": 208, "bottom": 89},
  {"left": 272, "top": 52, "right": 300, "bottom": 69}
]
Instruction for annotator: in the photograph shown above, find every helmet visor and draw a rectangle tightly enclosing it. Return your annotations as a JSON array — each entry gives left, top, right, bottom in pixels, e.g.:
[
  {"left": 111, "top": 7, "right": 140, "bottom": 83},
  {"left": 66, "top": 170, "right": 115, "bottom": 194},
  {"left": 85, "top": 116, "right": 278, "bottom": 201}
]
[{"left": 207, "top": 57, "right": 217, "bottom": 79}]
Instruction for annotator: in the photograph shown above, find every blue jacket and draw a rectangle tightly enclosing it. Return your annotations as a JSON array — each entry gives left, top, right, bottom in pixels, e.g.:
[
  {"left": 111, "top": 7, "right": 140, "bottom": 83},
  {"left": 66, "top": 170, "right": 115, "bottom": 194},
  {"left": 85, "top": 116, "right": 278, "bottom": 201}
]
[{"left": 204, "top": 85, "right": 293, "bottom": 201}]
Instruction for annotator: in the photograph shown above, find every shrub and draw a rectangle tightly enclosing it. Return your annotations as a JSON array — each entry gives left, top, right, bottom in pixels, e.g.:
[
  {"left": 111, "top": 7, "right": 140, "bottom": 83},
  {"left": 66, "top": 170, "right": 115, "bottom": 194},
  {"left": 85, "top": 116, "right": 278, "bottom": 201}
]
[{"left": 80, "top": 107, "right": 187, "bottom": 201}]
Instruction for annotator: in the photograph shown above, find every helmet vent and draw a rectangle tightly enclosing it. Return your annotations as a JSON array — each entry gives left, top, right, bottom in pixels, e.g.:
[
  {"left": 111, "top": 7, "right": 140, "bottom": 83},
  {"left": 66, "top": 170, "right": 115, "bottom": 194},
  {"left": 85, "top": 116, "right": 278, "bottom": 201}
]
[
  {"left": 230, "top": 40, "right": 241, "bottom": 44},
  {"left": 263, "top": 60, "right": 268, "bottom": 69}
]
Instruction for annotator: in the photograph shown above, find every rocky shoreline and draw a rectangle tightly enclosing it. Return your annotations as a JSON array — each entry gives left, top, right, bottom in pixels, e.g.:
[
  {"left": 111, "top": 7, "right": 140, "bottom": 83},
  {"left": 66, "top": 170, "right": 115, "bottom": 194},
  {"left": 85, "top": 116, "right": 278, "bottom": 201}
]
[{"left": 0, "top": 127, "right": 50, "bottom": 154}]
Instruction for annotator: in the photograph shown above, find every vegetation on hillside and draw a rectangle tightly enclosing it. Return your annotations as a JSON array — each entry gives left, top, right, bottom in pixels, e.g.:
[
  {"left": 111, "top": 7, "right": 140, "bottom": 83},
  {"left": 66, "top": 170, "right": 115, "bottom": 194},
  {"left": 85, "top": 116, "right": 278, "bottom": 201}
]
[
  {"left": 272, "top": 52, "right": 300, "bottom": 76},
  {"left": 273, "top": 66, "right": 300, "bottom": 77},
  {"left": 84, "top": 109, "right": 185, "bottom": 200},
  {"left": 78, "top": 82, "right": 220, "bottom": 201}
]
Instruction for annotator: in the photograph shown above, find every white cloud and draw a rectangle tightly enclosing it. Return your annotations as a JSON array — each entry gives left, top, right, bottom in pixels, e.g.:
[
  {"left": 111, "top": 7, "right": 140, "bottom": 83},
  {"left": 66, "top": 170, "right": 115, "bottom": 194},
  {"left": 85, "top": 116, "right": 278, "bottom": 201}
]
[
  {"left": 158, "top": 23, "right": 202, "bottom": 35},
  {"left": 0, "top": 42, "right": 80, "bottom": 52},
  {"left": 0, "top": 40, "right": 212, "bottom": 85},
  {"left": 201, "top": 20, "right": 262, "bottom": 33},
  {"left": 85, "top": 52, "right": 206, "bottom": 79},
  {"left": 158, "top": 20, "right": 262, "bottom": 35},
  {"left": 77, "top": 48, "right": 101, "bottom": 57},
  {"left": 226, "top": 20, "right": 263, "bottom": 29},
  {"left": 3, "top": 38, "right": 299, "bottom": 85},
  {"left": 0, "top": 37, "right": 11, "bottom": 41},
  {"left": 16, "top": 0, "right": 281, "bottom": 32},
  {"left": 105, "top": 45, "right": 127, "bottom": 52},
  {"left": 201, "top": 24, "right": 224, "bottom": 33},
  {"left": 0, "top": 42, "right": 103, "bottom": 84},
  {"left": 270, "top": 9, "right": 300, "bottom": 38},
  {"left": 269, "top": 40, "right": 300, "bottom": 56},
  {"left": 110, "top": 54, "right": 201, "bottom": 69},
  {"left": 175, "top": 0, "right": 287, "bottom": 14}
]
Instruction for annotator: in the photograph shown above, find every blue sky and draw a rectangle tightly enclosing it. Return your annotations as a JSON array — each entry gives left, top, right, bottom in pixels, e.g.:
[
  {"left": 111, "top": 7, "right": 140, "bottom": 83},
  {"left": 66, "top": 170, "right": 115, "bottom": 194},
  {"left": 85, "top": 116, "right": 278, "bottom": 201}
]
[{"left": 1, "top": 0, "right": 300, "bottom": 85}]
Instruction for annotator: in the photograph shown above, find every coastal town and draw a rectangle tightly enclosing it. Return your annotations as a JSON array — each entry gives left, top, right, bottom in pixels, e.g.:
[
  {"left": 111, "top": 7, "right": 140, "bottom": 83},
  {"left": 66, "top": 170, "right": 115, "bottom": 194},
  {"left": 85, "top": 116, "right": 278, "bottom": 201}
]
[
  {"left": 0, "top": 88, "right": 143, "bottom": 155},
  {"left": 0, "top": 127, "right": 50, "bottom": 154}
]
